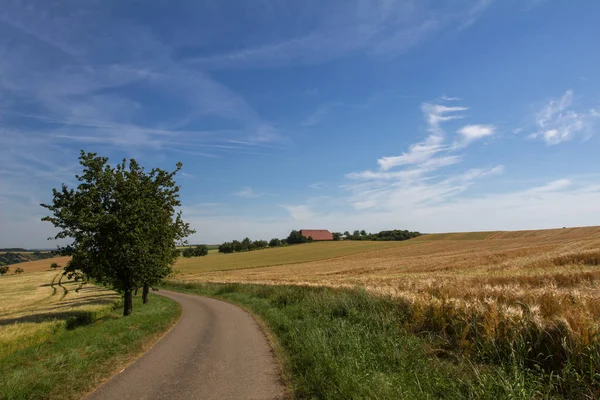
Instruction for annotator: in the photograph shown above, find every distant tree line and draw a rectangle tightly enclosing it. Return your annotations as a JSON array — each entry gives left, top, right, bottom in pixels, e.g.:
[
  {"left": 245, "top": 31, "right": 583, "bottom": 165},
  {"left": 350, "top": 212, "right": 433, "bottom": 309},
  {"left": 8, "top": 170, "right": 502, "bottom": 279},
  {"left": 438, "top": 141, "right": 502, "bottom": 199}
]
[
  {"left": 214, "top": 228, "right": 421, "bottom": 256},
  {"left": 180, "top": 245, "right": 209, "bottom": 258},
  {"left": 217, "top": 230, "right": 319, "bottom": 254},
  {"left": 0, "top": 251, "right": 57, "bottom": 267},
  {"left": 340, "top": 229, "right": 421, "bottom": 241},
  {"left": 218, "top": 238, "right": 269, "bottom": 254}
]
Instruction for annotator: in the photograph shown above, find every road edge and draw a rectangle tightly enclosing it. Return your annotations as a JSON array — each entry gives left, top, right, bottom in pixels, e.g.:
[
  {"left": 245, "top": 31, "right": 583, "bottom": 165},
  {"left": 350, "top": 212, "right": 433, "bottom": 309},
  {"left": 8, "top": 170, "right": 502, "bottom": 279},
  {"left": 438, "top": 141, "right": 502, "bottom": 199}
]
[
  {"left": 159, "top": 287, "right": 294, "bottom": 400},
  {"left": 82, "top": 294, "right": 183, "bottom": 399}
]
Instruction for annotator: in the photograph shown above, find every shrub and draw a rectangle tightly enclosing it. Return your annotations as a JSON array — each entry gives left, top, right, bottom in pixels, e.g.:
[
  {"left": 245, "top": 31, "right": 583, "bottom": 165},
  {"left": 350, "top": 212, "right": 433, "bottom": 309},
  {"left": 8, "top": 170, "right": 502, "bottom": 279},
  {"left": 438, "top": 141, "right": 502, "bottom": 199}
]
[
  {"left": 269, "top": 238, "right": 282, "bottom": 247},
  {"left": 0, "top": 265, "right": 9, "bottom": 275},
  {"left": 287, "top": 230, "right": 307, "bottom": 244},
  {"left": 50, "top": 262, "right": 61, "bottom": 270},
  {"left": 183, "top": 245, "right": 209, "bottom": 257},
  {"left": 15, "top": 267, "right": 24, "bottom": 274}
]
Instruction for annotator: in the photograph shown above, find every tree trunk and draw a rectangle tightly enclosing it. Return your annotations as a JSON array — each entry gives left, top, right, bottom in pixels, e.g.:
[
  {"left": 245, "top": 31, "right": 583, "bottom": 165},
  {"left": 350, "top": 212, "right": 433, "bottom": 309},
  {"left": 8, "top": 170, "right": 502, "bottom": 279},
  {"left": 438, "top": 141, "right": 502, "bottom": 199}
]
[
  {"left": 142, "top": 285, "right": 150, "bottom": 304},
  {"left": 123, "top": 289, "right": 133, "bottom": 316},
  {"left": 134, "top": 287, "right": 139, "bottom": 296}
]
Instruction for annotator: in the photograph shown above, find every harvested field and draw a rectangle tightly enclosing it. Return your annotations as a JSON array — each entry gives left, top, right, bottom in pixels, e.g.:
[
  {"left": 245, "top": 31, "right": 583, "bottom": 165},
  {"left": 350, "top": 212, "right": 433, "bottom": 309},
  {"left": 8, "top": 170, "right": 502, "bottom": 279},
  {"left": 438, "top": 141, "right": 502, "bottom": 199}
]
[
  {"left": 175, "top": 240, "right": 412, "bottom": 274},
  {"left": 174, "top": 226, "right": 600, "bottom": 392},
  {"left": 0, "top": 271, "right": 119, "bottom": 358},
  {"left": 3, "top": 256, "right": 71, "bottom": 273}
]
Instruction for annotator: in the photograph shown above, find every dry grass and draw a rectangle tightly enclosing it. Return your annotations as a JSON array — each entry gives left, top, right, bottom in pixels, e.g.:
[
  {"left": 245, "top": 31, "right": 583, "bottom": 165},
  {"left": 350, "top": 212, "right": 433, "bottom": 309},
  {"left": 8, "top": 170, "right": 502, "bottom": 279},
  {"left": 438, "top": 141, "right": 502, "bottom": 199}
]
[
  {"left": 0, "top": 271, "right": 119, "bottom": 358},
  {"left": 3, "top": 256, "right": 71, "bottom": 273},
  {"left": 174, "top": 226, "right": 600, "bottom": 390}
]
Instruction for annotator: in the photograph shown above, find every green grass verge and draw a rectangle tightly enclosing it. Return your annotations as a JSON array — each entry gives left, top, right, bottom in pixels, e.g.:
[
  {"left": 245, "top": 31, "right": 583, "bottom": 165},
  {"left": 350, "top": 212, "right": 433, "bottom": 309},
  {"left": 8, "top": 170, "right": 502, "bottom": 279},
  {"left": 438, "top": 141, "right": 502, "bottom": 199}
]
[
  {"left": 0, "top": 294, "right": 180, "bottom": 400},
  {"left": 163, "top": 282, "right": 553, "bottom": 399}
]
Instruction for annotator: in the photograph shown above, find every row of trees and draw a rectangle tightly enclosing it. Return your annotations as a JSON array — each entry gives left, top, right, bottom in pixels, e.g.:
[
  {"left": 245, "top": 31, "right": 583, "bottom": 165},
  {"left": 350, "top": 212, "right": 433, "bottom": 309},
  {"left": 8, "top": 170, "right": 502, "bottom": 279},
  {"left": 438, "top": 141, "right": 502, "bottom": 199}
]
[
  {"left": 41, "top": 151, "right": 193, "bottom": 316},
  {"left": 218, "top": 238, "right": 269, "bottom": 254},
  {"left": 181, "top": 245, "right": 209, "bottom": 258},
  {"left": 218, "top": 230, "right": 319, "bottom": 254},
  {"left": 340, "top": 229, "right": 421, "bottom": 241}
]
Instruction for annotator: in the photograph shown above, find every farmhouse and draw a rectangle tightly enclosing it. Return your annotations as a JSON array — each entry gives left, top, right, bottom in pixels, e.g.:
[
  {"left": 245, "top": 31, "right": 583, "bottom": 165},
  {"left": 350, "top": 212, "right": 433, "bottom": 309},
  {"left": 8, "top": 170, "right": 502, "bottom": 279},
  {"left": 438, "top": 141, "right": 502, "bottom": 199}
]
[{"left": 300, "top": 229, "right": 334, "bottom": 241}]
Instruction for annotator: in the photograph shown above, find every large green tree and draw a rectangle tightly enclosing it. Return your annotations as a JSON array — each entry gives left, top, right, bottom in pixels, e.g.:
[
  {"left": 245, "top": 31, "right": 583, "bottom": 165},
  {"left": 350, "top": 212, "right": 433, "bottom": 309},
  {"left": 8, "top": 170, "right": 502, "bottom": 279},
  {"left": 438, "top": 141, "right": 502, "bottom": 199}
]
[{"left": 41, "top": 151, "right": 194, "bottom": 316}]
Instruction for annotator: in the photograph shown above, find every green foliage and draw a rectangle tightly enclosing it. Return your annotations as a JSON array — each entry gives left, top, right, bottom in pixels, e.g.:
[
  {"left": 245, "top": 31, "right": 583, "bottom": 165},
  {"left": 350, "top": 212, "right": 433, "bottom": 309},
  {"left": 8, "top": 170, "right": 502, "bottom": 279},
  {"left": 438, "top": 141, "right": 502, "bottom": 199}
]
[
  {"left": 41, "top": 151, "right": 194, "bottom": 316},
  {"left": 14, "top": 267, "right": 24, "bottom": 274},
  {"left": 0, "top": 265, "right": 9, "bottom": 275},
  {"left": 343, "top": 229, "right": 422, "bottom": 241},
  {"left": 218, "top": 238, "right": 269, "bottom": 254},
  {"left": 286, "top": 230, "right": 308, "bottom": 244},
  {"left": 50, "top": 262, "right": 61, "bottom": 270},
  {"left": 182, "top": 245, "right": 209, "bottom": 258},
  {"left": 269, "top": 238, "right": 282, "bottom": 247},
  {"left": 332, "top": 232, "right": 343, "bottom": 241}
]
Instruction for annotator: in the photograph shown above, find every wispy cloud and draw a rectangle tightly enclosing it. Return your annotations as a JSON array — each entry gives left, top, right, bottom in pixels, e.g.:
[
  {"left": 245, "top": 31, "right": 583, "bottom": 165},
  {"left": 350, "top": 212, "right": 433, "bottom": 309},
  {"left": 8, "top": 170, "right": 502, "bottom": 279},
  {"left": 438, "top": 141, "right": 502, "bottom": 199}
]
[
  {"left": 188, "top": 1, "right": 494, "bottom": 70},
  {"left": 529, "top": 90, "right": 599, "bottom": 145},
  {"left": 302, "top": 104, "right": 334, "bottom": 127},
  {"left": 280, "top": 205, "right": 315, "bottom": 221},
  {"left": 309, "top": 182, "right": 326, "bottom": 189},
  {"left": 376, "top": 102, "right": 467, "bottom": 171},
  {"left": 234, "top": 187, "right": 270, "bottom": 198},
  {"left": 344, "top": 97, "right": 500, "bottom": 211}
]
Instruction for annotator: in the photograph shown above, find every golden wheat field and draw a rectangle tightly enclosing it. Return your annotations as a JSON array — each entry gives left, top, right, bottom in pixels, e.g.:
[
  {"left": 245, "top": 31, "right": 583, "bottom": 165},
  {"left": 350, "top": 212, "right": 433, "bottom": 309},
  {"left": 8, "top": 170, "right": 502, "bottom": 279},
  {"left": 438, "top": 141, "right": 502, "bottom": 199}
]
[
  {"left": 0, "top": 271, "right": 119, "bottom": 358},
  {"left": 175, "top": 226, "right": 600, "bottom": 368},
  {"left": 3, "top": 256, "right": 72, "bottom": 273}
]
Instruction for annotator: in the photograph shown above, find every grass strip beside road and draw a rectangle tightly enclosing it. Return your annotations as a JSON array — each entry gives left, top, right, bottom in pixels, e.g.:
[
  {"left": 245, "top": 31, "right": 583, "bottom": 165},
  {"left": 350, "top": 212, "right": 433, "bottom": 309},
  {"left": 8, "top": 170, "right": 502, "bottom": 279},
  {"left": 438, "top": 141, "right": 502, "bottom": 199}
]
[
  {"left": 0, "top": 295, "right": 180, "bottom": 400},
  {"left": 164, "top": 282, "right": 552, "bottom": 400}
]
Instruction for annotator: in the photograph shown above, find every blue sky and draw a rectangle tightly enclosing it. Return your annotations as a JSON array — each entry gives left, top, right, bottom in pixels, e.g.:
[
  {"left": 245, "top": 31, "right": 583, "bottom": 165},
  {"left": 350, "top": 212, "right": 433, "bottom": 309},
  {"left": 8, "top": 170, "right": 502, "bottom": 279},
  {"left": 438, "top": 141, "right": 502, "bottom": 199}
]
[{"left": 1, "top": 0, "right": 600, "bottom": 247}]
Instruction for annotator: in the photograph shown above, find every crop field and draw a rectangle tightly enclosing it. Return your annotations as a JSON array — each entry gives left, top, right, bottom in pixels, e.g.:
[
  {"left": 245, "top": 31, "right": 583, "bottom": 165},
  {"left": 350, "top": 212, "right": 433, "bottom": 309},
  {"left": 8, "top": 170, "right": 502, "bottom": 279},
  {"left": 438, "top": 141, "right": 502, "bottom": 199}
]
[
  {"left": 2, "top": 256, "right": 71, "bottom": 273},
  {"left": 173, "top": 226, "right": 600, "bottom": 393},
  {"left": 175, "top": 240, "right": 413, "bottom": 274},
  {"left": 0, "top": 271, "right": 119, "bottom": 359}
]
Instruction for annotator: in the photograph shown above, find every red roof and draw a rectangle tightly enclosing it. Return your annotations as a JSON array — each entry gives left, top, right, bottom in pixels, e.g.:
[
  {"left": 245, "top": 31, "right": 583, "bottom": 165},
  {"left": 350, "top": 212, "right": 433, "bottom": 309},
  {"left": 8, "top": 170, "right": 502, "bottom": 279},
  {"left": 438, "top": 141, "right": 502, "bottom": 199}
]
[{"left": 299, "top": 229, "right": 334, "bottom": 241}]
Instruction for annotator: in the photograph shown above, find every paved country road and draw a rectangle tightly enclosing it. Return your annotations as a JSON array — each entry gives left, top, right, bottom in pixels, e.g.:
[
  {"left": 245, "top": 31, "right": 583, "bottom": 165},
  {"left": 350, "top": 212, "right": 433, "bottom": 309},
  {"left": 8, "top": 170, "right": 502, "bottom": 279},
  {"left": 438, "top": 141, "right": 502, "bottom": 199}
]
[{"left": 87, "top": 290, "right": 286, "bottom": 400}]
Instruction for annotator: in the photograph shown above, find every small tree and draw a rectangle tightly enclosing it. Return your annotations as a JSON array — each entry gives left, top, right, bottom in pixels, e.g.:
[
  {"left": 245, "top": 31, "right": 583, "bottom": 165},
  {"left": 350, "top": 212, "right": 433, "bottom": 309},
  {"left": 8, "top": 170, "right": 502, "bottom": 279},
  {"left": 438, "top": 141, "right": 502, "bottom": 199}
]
[
  {"left": 50, "top": 262, "right": 61, "bottom": 270},
  {"left": 0, "top": 265, "right": 9, "bottom": 275},
  {"left": 41, "top": 151, "right": 193, "bottom": 316},
  {"left": 15, "top": 267, "right": 24, "bottom": 274},
  {"left": 332, "top": 232, "right": 342, "bottom": 241},
  {"left": 287, "top": 230, "right": 307, "bottom": 244},
  {"left": 218, "top": 242, "right": 234, "bottom": 254},
  {"left": 269, "top": 238, "right": 281, "bottom": 247},
  {"left": 194, "top": 245, "right": 209, "bottom": 256},
  {"left": 307, "top": 236, "right": 314, "bottom": 243}
]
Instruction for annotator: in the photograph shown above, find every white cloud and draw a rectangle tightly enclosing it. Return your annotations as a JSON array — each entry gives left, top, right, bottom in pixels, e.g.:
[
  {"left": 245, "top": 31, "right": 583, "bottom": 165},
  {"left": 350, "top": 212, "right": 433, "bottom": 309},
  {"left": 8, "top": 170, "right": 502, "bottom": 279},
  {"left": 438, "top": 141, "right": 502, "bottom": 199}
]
[
  {"left": 457, "top": 124, "right": 495, "bottom": 147},
  {"left": 343, "top": 97, "right": 501, "bottom": 213},
  {"left": 234, "top": 187, "right": 264, "bottom": 198},
  {"left": 280, "top": 205, "right": 315, "bottom": 221},
  {"left": 376, "top": 102, "right": 468, "bottom": 171},
  {"left": 529, "top": 90, "right": 599, "bottom": 145},
  {"left": 439, "top": 95, "right": 461, "bottom": 101},
  {"left": 527, "top": 179, "right": 571, "bottom": 193}
]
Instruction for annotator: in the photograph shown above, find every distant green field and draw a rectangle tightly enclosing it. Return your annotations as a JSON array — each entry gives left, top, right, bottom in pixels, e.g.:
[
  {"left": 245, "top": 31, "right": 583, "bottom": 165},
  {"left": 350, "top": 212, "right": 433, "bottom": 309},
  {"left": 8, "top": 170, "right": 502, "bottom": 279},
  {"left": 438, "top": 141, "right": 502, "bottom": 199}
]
[{"left": 175, "top": 240, "right": 416, "bottom": 275}]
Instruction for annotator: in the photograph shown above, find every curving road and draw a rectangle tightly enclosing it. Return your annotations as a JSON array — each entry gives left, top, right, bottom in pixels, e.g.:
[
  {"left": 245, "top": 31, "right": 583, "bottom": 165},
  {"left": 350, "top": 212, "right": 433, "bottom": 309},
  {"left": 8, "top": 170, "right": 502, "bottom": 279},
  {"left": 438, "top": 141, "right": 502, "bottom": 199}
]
[{"left": 87, "top": 290, "right": 286, "bottom": 400}]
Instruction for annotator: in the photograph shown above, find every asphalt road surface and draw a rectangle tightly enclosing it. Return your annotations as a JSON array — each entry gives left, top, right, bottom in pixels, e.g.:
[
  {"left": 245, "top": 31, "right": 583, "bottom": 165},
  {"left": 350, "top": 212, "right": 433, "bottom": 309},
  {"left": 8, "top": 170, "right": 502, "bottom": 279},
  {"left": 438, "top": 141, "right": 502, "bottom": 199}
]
[{"left": 87, "top": 290, "right": 286, "bottom": 400}]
